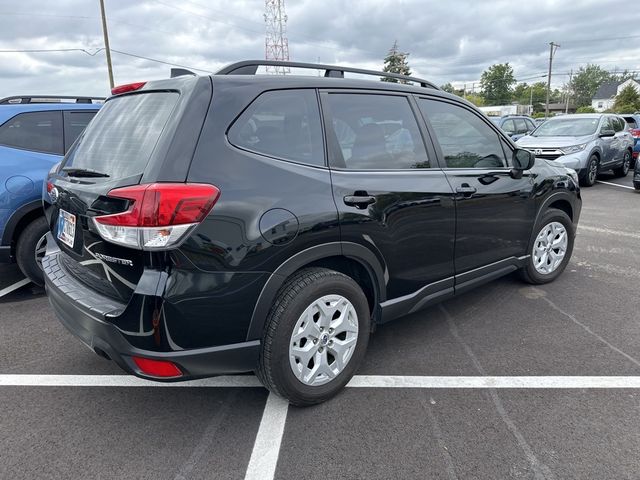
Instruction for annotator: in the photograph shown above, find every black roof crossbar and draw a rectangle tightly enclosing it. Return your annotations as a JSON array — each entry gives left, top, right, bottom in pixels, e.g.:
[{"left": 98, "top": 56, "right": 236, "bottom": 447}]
[
  {"left": 0, "top": 95, "right": 105, "bottom": 105},
  {"left": 216, "top": 60, "right": 440, "bottom": 89}
]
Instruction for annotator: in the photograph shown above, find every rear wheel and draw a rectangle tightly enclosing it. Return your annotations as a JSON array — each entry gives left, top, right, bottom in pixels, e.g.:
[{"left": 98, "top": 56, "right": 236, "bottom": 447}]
[
  {"left": 612, "top": 150, "right": 631, "bottom": 177},
  {"left": 520, "top": 208, "right": 574, "bottom": 285},
  {"left": 15, "top": 216, "right": 49, "bottom": 286},
  {"left": 580, "top": 155, "right": 599, "bottom": 187},
  {"left": 256, "top": 267, "right": 370, "bottom": 406}
]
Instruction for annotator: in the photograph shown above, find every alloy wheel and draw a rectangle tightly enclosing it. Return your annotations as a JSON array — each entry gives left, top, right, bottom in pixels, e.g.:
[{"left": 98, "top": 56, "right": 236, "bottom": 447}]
[
  {"left": 289, "top": 294, "right": 359, "bottom": 386},
  {"left": 588, "top": 159, "right": 598, "bottom": 184},
  {"left": 532, "top": 221, "right": 568, "bottom": 275},
  {"left": 34, "top": 233, "right": 47, "bottom": 270}
]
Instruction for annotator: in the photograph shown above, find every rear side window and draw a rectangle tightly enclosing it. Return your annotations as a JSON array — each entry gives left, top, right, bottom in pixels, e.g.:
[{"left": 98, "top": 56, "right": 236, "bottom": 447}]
[
  {"left": 0, "top": 111, "right": 63, "bottom": 155},
  {"left": 63, "top": 111, "right": 97, "bottom": 152},
  {"left": 501, "top": 119, "right": 516, "bottom": 134},
  {"left": 63, "top": 92, "right": 178, "bottom": 178},
  {"left": 623, "top": 117, "right": 637, "bottom": 129},
  {"left": 324, "top": 93, "right": 430, "bottom": 169},
  {"left": 228, "top": 89, "right": 324, "bottom": 167}
]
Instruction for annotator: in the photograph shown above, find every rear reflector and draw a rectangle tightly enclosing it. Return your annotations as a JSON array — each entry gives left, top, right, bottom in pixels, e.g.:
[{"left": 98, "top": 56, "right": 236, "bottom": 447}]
[
  {"left": 633, "top": 152, "right": 638, "bottom": 159},
  {"left": 92, "top": 183, "right": 220, "bottom": 250},
  {"left": 132, "top": 356, "right": 182, "bottom": 378},
  {"left": 111, "top": 82, "right": 147, "bottom": 95}
]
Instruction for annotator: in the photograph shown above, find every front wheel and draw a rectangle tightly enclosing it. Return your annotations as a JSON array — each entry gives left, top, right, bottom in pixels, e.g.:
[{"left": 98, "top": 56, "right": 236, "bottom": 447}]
[
  {"left": 612, "top": 151, "right": 631, "bottom": 177},
  {"left": 16, "top": 216, "right": 49, "bottom": 286},
  {"left": 520, "top": 208, "right": 575, "bottom": 285},
  {"left": 579, "top": 155, "right": 599, "bottom": 187},
  {"left": 256, "top": 267, "right": 370, "bottom": 406}
]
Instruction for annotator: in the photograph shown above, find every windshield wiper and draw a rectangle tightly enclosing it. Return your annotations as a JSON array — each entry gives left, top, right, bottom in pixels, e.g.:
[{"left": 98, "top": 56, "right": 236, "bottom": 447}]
[{"left": 62, "top": 167, "right": 110, "bottom": 178}]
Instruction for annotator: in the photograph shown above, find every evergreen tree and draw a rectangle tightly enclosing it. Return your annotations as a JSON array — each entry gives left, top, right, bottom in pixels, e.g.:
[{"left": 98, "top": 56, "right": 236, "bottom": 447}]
[
  {"left": 613, "top": 83, "right": 640, "bottom": 113},
  {"left": 382, "top": 41, "right": 412, "bottom": 83}
]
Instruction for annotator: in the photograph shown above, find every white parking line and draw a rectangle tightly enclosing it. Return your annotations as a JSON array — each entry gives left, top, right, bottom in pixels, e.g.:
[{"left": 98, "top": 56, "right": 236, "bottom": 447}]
[
  {"left": 579, "top": 225, "right": 640, "bottom": 240},
  {"left": 243, "top": 393, "right": 289, "bottom": 480},
  {"left": 2, "top": 374, "right": 640, "bottom": 389},
  {"left": 0, "top": 278, "right": 31, "bottom": 298},
  {"left": 596, "top": 180, "right": 635, "bottom": 190}
]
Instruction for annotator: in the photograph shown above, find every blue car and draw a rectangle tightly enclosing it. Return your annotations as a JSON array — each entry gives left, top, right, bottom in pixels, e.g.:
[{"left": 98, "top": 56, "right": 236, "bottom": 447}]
[
  {"left": 621, "top": 114, "right": 640, "bottom": 168},
  {"left": 0, "top": 95, "right": 101, "bottom": 284}
]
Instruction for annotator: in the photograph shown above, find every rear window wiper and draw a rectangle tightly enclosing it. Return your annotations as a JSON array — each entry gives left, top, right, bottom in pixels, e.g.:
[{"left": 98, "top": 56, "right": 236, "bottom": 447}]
[{"left": 62, "top": 167, "right": 110, "bottom": 178}]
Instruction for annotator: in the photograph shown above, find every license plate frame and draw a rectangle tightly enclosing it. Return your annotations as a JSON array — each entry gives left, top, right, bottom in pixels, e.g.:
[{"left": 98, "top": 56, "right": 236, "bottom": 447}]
[{"left": 56, "top": 209, "right": 76, "bottom": 248}]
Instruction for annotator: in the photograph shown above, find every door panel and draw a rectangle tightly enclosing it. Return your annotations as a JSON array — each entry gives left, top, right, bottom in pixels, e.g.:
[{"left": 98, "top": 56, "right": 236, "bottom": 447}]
[
  {"left": 321, "top": 91, "right": 455, "bottom": 300},
  {"left": 417, "top": 97, "right": 536, "bottom": 274}
]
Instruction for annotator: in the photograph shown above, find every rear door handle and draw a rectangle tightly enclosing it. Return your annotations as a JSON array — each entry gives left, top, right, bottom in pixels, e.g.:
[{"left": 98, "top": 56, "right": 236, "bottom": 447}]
[
  {"left": 455, "top": 184, "right": 477, "bottom": 197},
  {"left": 344, "top": 194, "right": 376, "bottom": 209}
]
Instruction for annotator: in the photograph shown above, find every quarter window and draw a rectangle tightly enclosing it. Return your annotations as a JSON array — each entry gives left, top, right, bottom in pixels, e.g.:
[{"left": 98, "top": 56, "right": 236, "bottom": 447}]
[
  {"left": 0, "top": 111, "right": 63, "bottom": 155},
  {"left": 228, "top": 89, "right": 324, "bottom": 167},
  {"left": 324, "top": 93, "right": 430, "bottom": 169},
  {"left": 418, "top": 99, "right": 507, "bottom": 168},
  {"left": 501, "top": 119, "right": 516, "bottom": 134}
]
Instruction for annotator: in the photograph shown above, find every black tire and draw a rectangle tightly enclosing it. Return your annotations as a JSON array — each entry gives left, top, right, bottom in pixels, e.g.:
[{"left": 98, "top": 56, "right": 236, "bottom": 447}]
[
  {"left": 520, "top": 208, "right": 575, "bottom": 285},
  {"left": 612, "top": 150, "right": 631, "bottom": 177},
  {"left": 256, "top": 267, "right": 370, "bottom": 406},
  {"left": 579, "top": 154, "right": 599, "bottom": 187},
  {"left": 15, "top": 216, "right": 49, "bottom": 286},
  {"left": 634, "top": 181, "right": 640, "bottom": 191}
]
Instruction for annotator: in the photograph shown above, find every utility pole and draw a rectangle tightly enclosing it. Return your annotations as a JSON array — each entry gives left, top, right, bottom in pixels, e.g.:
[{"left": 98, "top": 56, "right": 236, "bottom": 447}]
[
  {"left": 565, "top": 69, "right": 573, "bottom": 114},
  {"left": 99, "top": 0, "right": 114, "bottom": 89},
  {"left": 545, "top": 42, "right": 560, "bottom": 118},
  {"left": 530, "top": 85, "right": 533, "bottom": 115}
]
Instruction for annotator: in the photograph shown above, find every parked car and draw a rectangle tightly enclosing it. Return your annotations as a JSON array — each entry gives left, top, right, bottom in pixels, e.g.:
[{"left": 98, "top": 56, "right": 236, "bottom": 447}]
[
  {"left": 490, "top": 115, "right": 536, "bottom": 141},
  {"left": 534, "top": 117, "right": 547, "bottom": 127},
  {"left": 621, "top": 114, "right": 640, "bottom": 168},
  {"left": 634, "top": 154, "right": 640, "bottom": 190},
  {"left": 0, "top": 96, "right": 101, "bottom": 284},
  {"left": 517, "top": 113, "right": 634, "bottom": 186},
  {"left": 43, "top": 61, "right": 581, "bottom": 406}
]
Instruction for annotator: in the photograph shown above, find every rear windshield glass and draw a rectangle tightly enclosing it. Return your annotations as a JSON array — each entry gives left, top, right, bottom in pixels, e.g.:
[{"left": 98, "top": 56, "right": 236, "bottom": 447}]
[
  {"left": 532, "top": 117, "right": 599, "bottom": 137},
  {"left": 62, "top": 92, "right": 178, "bottom": 178}
]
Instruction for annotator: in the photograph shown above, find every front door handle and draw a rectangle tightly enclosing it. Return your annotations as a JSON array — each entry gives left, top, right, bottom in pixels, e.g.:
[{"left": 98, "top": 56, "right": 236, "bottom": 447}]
[
  {"left": 344, "top": 193, "right": 376, "bottom": 209},
  {"left": 455, "top": 183, "right": 477, "bottom": 197}
]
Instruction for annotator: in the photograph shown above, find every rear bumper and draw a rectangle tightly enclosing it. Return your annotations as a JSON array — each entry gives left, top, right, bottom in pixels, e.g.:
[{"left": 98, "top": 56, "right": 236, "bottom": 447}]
[{"left": 43, "top": 238, "right": 260, "bottom": 381}]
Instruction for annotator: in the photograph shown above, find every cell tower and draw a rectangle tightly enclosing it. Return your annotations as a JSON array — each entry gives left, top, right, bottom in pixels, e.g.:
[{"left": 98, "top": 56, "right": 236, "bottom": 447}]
[{"left": 264, "top": 0, "right": 290, "bottom": 74}]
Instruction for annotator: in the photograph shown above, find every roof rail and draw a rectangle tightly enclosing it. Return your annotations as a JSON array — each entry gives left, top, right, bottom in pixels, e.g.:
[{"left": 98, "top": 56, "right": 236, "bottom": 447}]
[
  {"left": 215, "top": 60, "right": 440, "bottom": 90},
  {"left": 0, "top": 95, "right": 105, "bottom": 105}
]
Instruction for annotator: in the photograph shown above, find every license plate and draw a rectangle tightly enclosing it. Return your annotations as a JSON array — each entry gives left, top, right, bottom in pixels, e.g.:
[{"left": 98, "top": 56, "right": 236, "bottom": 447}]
[{"left": 56, "top": 209, "right": 76, "bottom": 248}]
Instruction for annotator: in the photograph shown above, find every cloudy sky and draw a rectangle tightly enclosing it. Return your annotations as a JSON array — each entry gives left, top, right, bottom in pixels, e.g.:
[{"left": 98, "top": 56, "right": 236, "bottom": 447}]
[{"left": 1, "top": 0, "right": 639, "bottom": 98}]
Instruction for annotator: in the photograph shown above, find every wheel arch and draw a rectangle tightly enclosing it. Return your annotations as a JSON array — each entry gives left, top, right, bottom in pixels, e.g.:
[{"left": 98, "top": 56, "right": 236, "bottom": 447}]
[
  {"left": 532, "top": 191, "right": 576, "bottom": 235},
  {"left": 1, "top": 200, "right": 44, "bottom": 253},
  {"left": 245, "top": 242, "right": 386, "bottom": 341}
]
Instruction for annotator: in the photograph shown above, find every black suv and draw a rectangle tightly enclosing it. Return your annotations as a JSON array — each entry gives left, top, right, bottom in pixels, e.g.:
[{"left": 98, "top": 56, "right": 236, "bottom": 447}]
[{"left": 43, "top": 61, "right": 581, "bottom": 406}]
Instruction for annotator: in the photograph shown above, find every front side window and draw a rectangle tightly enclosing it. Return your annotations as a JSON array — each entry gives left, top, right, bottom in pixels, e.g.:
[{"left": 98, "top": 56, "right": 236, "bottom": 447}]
[
  {"left": 612, "top": 117, "right": 624, "bottom": 132},
  {"left": 324, "top": 93, "right": 430, "bottom": 169},
  {"left": 501, "top": 119, "right": 516, "bottom": 134},
  {"left": 418, "top": 99, "right": 507, "bottom": 168},
  {"left": 228, "top": 89, "right": 324, "bottom": 167},
  {"left": 0, "top": 111, "right": 63, "bottom": 155},
  {"left": 600, "top": 117, "right": 613, "bottom": 133}
]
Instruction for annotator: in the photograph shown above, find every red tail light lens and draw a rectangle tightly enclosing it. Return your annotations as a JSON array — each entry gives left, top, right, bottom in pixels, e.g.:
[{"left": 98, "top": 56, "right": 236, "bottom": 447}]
[
  {"left": 631, "top": 129, "right": 640, "bottom": 138},
  {"left": 111, "top": 82, "right": 147, "bottom": 95},
  {"left": 92, "top": 183, "right": 220, "bottom": 250},
  {"left": 132, "top": 356, "right": 182, "bottom": 378}
]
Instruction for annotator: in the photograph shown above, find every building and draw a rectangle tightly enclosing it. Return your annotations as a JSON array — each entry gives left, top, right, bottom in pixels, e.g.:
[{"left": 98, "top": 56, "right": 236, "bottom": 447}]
[
  {"left": 592, "top": 79, "right": 640, "bottom": 112},
  {"left": 478, "top": 104, "right": 532, "bottom": 117}
]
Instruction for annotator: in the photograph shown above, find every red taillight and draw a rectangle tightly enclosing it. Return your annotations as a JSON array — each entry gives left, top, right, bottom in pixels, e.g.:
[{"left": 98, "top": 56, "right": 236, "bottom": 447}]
[
  {"left": 46, "top": 181, "right": 54, "bottom": 193},
  {"left": 631, "top": 129, "right": 640, "bottom": 138},
  {"left": 92, "top": 183, "right": 220, "bottom": 250},
  {"left": 111, "top": 81, "right": 147, "bottom": 95},
  {"left": 633, "top": 152, "right": 638, "bottom": 159},
  {"left": 132, "top": 356, "right": 182, "bottom": 378}
]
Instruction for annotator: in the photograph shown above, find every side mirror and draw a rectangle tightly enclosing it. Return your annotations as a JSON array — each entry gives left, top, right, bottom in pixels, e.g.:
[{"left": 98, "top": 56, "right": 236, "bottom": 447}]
[
  {"left": 599, "top": 129, "right": 615, "bottom": 137},
  {"left": 511, "top": 148, "right": 535, "bottom": 178}
]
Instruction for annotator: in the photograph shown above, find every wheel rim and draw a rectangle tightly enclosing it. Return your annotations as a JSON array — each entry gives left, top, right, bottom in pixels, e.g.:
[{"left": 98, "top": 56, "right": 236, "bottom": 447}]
[
  {"left": 622, "top": 153, "right": 630, "bottom": 174},
  {"left": 532, "top": 221, "right": 568, "bottom": 275},
  {"left": 289, "top": 294, "right": 359, "bottom": 387},
  {"left": 34, "top": 233, "right": 47, "bottom": 270},
  {"left": 588, "top": 159, "right": 598, "bottom": 183}
]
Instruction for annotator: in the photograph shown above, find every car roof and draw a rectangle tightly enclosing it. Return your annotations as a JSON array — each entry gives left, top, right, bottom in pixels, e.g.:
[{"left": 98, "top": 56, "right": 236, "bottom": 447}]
[{"left": 0, "top": 102, "right": 100, "bottom": 124}]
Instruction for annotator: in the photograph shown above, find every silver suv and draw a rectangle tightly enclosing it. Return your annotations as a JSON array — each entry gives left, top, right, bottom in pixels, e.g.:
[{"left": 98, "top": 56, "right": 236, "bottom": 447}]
[{"left": 517, "top": 114, "right": 634, "bottom": 186}]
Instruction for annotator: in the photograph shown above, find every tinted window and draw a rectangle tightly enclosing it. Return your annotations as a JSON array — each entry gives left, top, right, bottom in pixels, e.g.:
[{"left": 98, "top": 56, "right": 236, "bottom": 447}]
[
  {"left": 515, "top": 119, "right": 528, "bottom": 134},
  {"left": 418, "top": 99, "right": 507, "bottom": 168},
  {"left": 0, "top": 111, "right": 63, "bottom": 155},
  {"left": 325, "top": 93, "right": 429, "bottom": 169},
  {"left": 63, "top": 92, "right": 178, "bottom": 179},
  {"left": 228, "top": 89, "right": 324, "bottom": 167},
  {"left": 623, "top": 116, "right": 637, "bottom": 129},
  {"left": 600, "top": 117, "right": 613, "bottom": 133},
  {"left": 63, "top": 111, "right": 97, "bottom": 152},
  {"left": 612, "top": 117, "right": 624, "bottom": 132},
  {"left": 501, "top": 119, "right": 516, "bottom": 134}
]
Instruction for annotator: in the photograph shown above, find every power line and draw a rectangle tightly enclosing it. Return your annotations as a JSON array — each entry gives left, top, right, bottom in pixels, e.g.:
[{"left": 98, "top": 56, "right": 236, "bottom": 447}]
[{"left": 110, "top": 49, "right": 214, "bottom": 73}]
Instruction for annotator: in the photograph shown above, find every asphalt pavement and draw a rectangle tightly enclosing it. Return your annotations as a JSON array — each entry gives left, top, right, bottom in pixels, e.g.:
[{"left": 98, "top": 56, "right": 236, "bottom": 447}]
[{"left": 1, "top": 174, "right": 639, "bottom": 480}]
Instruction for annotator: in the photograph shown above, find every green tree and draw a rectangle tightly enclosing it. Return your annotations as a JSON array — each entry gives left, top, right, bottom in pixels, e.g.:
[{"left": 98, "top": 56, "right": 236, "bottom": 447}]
[
  {"left": 465, "top": 93, "right": 485, "bottom": 107},
  {"left": 613, "top": 84, "right": 640, "bottom": 112},
  {"left": 513, "top": 81, "right": 547, "bottom": 105},
  {"left": 576, "top": 106, "right": 596, "bottom": 113},
  {"left": 480, "top": 63, "right": 515, "bottom": 105},
  {"left": 381, "top": 41, "right": 411, "bottom": 83},
  {"left": 571, "top": 64, "right": 613, "bottom": 108}
]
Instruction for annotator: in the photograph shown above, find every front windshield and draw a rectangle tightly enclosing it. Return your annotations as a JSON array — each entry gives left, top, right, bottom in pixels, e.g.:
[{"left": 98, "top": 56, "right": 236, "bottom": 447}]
[{"left": 533, "top": 117, "right": 599, "bottom": 137}]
